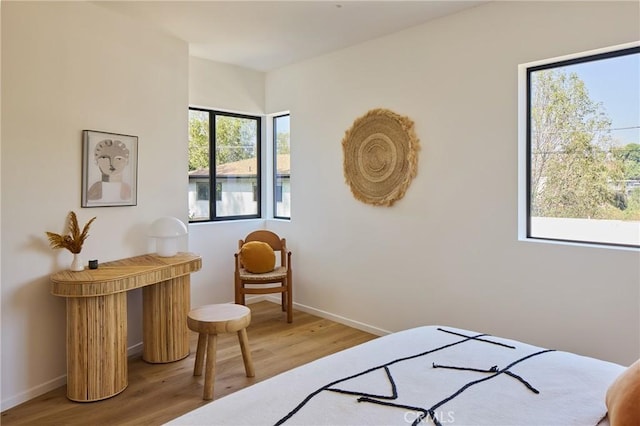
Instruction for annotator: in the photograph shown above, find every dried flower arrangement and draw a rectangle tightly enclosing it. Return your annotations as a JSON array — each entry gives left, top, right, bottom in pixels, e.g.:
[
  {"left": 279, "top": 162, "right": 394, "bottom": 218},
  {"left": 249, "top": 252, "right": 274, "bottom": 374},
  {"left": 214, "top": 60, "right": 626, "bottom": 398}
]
[{"left": 46, "top": 211, "right": 96, "bottom": 254}]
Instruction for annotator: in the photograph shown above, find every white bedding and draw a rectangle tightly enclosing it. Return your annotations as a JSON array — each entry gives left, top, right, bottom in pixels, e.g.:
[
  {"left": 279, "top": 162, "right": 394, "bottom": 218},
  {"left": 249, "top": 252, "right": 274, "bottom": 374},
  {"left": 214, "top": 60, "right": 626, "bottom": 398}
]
[{"left": 167, "top": 326, "right": 624, "bottom": 426}]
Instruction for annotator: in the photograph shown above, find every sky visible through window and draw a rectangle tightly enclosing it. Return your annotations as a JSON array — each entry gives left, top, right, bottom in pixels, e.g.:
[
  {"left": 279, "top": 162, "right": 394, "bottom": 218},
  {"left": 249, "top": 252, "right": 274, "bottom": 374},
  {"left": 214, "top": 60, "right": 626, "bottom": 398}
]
[{"left": 564, "top": 51, "right": 639, "bottom": 146}]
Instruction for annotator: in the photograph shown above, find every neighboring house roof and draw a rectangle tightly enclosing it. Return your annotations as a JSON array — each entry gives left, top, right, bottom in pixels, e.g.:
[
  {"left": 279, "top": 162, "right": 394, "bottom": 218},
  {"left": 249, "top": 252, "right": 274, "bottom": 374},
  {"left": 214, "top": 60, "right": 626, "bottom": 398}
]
[
  {"left": 275, "top": 154, "right": 290, "bottom": 174},
  {"left": 189, "top": 154, "right": 290, "bottom": 178},
  {"left": 188, "top": 168, "right": 210, "bottom": 178},
  {"left": 216, "top": 157, "right": 258, "bottom": 176}
]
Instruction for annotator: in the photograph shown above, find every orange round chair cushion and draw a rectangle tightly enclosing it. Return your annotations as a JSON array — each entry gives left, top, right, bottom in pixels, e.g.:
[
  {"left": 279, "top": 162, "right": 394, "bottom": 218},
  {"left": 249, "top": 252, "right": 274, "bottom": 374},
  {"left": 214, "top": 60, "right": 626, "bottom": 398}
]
[
  {"left": 240, "top": 241, "right": 276, "bottom": 273},
  {"left": 606, "top": 358, "right": 640, "bottom": 426}
]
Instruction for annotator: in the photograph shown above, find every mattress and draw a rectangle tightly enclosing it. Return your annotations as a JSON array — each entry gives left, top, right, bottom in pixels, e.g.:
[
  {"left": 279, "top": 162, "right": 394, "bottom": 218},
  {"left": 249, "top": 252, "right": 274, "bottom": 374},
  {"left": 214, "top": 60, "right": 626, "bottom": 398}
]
[{"left": 167, "top": 326, "right": 624, "bottom": 426}]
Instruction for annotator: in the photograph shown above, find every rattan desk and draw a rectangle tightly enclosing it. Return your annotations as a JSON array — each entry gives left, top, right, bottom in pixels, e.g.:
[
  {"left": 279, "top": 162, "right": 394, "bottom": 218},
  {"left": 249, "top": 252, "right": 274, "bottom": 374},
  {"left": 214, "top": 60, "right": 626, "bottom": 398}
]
[{"left": 51, "top": 252, "right": 202, "bottom": 402}]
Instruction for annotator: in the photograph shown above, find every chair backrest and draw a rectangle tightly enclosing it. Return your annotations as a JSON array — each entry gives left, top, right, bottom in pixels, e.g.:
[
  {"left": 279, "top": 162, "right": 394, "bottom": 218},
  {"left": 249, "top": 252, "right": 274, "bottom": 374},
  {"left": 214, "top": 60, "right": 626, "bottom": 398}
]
[
  {"left": 239, "top": 230, "right": 288, "bottom": 268},
  {"left": 241, "top": 230, "right": 284, "bottom": 249}
]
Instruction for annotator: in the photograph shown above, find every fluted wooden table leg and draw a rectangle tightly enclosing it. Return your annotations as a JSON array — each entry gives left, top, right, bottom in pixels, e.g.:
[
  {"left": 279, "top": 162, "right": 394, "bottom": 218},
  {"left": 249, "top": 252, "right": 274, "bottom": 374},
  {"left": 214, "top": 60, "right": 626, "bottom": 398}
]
[
  {"left": 142, "top": 276, "right": 191, "bottom": 363},
  {"left": 66, "top": 293, "right": 127, "bottom": 402}
]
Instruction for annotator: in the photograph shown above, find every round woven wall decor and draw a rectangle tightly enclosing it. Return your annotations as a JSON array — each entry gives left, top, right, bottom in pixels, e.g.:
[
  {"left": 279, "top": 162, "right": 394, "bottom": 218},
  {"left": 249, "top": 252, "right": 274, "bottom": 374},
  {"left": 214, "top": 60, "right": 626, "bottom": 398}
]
[{"left": 342, "top": 108, "right": 419, "bottom": 206}]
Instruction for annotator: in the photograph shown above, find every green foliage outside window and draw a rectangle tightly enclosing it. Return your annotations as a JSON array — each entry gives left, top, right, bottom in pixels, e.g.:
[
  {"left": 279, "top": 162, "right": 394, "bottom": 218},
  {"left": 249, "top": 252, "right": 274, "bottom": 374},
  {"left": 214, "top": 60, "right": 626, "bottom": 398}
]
[
  {"left": 215, "top": 115, "right": 257, "bottom": 166},
  {"left": 277, "top": 130, "right": 290, "bottom": 155},
  {"left": 188, "top": 111, "right": 257, "bottom": 171},
  {"left": 189, "top": 110, "right": 209, "bottom": 172},
  {"left": 530, "top": 69, "right": 640, "bottom": 221}
]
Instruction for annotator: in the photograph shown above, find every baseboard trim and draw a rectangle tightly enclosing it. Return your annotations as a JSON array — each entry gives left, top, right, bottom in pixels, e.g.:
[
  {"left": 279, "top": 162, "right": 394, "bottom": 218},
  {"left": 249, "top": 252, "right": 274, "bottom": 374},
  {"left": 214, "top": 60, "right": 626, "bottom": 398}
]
[
  {"left": 260, "top": 295, "right": 391, "bottom": 337},
  {"left": 128, "top": 342, "right": 143, "bottom": 357},
  {"left": 245, "top": 295, "right": 268, "bottom": 304},
  {"left": 2, "top": 342, "right": 151, "bottom": 411},
  {"left": 1, "top": 375, "right": 66, "bottom": 412}
]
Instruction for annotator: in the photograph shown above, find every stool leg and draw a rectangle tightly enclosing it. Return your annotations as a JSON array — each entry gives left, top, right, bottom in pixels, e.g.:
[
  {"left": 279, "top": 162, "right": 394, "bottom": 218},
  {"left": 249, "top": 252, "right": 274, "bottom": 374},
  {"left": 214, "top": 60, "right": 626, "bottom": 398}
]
[
  {"left": 203, "top": 334, "right": 217, "bottom": 400},
  {"left": 193, "top": 333, "right": 207, "bottom": 376},
  {"left": 237, "top": 328, "right": 255, "bottom": 378}
]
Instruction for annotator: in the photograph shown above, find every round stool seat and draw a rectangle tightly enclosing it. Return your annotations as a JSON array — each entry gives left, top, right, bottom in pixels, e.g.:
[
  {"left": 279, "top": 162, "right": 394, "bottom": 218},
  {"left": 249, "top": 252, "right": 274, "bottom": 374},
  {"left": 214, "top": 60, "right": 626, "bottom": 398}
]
[
  {"left": 186, "top": 303, "right": 255, "bottom": 400},
  {"left": 188, "top": 304, "right": 251, "bottom": 334}
]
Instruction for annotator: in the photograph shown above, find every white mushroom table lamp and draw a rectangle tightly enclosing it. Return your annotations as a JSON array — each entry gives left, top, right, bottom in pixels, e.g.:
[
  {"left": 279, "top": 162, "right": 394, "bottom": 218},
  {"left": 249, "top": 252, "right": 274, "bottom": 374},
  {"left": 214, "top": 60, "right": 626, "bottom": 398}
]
[{"left": 149, "top": 217, "right": 188, "bottom": 257}]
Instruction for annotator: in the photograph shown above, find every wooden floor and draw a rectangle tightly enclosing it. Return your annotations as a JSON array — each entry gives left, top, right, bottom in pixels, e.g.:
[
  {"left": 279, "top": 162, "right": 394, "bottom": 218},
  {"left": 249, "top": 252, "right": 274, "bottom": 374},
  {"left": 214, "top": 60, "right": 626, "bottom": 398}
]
[{"left": 1, "top": 301, "right": 376, "bottom": 425}]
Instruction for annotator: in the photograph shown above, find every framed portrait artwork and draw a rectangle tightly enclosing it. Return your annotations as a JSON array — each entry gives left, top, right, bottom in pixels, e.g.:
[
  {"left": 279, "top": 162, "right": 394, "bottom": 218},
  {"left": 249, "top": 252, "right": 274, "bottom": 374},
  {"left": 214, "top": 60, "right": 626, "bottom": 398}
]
[{"left": 82, "top": 130, "right": 138, "bottom": 207}]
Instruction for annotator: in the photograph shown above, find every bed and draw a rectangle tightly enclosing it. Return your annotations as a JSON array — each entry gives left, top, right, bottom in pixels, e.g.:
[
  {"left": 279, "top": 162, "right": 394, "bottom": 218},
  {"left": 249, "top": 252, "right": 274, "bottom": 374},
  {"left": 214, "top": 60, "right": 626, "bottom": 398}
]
[{"left": 167, "top": 325, "right": 627, "bottom": 426}]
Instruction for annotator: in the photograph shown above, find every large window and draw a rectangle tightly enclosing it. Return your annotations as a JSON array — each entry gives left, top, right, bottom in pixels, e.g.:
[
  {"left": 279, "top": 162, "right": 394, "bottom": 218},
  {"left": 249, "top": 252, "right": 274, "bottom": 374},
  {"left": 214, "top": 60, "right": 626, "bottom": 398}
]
[
  {"left": 274, "top": 114, "right": 291, "bottom": 219},
  {"left": 188, "top": 108, "right": 261, "bottom": 221},
  {"left": 520, "top": 43, "right": 639, "bottom": 248}
]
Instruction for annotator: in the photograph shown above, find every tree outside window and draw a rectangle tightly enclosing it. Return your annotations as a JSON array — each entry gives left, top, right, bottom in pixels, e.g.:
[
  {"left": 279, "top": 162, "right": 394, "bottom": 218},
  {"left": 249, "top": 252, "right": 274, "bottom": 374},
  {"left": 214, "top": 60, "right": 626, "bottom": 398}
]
[
  {"left": 188, "top": 108, "right": 261, "bottom": 221},
  {"left": 525, "top": 45, "right": 640, "bottom": 248}
]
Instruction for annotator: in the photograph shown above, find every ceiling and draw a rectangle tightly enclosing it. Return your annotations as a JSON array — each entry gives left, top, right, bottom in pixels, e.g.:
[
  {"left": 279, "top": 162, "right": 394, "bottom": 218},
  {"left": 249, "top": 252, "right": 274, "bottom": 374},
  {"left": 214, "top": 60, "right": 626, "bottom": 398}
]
[{"left": 96, "top": 1, "right": 486, "bottom": 72}]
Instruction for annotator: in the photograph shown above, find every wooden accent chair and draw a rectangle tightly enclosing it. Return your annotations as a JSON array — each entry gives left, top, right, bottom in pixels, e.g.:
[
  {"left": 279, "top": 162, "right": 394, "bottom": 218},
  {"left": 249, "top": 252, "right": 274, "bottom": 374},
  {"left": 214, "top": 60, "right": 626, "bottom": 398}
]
[{"left": 234, "top": 230, "right": 293, "bottom": 323}]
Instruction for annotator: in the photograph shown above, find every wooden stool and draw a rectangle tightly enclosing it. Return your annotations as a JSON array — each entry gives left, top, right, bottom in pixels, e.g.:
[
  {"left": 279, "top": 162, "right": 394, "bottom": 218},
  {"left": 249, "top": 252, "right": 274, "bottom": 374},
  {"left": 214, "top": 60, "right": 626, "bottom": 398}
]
[{"left": 187, "top": 303, "right": 255, "bottom": 400}]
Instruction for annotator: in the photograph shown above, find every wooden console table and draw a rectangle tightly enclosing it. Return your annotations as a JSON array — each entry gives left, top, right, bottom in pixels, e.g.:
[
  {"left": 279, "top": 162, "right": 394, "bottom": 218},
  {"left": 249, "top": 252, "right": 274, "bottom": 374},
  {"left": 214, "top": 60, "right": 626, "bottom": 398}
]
[{"left": 50, "top": 252, "right": 202, "bottom": 402}]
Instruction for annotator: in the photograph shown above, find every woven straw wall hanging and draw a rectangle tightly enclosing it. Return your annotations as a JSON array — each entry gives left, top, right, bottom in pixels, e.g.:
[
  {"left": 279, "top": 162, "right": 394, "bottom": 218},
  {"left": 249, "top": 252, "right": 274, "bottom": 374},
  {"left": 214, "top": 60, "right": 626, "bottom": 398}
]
[{"left": 342, "top": 108, "right": 420, "bottom": 206}]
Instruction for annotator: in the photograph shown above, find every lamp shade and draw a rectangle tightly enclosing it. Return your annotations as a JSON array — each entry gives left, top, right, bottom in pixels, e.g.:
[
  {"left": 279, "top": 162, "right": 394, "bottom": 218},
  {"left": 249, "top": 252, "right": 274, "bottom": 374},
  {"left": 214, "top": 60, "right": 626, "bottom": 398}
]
[{"left": 149, "top": 217, "right": 187, "bottom": 257}]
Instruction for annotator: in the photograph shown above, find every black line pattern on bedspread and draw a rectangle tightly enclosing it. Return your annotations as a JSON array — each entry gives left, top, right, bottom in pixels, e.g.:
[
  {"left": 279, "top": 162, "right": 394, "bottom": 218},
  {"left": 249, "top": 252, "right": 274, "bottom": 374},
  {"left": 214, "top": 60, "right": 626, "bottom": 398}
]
[
  {"left": 431, "top": 362, "right": 541, "bottom": 394},
  {"left": 273, "top": 328, "right": 555, "bottom": 426},
  {"left": 326, "top": 365, "right": 398, "bottom": 400}
]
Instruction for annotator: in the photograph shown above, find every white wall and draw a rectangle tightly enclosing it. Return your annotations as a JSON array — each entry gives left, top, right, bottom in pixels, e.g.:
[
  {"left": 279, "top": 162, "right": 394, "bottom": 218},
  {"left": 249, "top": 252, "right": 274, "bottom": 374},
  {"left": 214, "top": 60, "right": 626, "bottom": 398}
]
[
  {"left": 265, "top": 1, "right": 640, "bottom": 366},
  {"left": 189, "top": 57, "right": 265, "bottom": 113},
  {"left": 1, "top": 1, "right": 188, "bottom": 409},
  {"left": 187, "top": 58, "right": 268, "bottom": 307}
]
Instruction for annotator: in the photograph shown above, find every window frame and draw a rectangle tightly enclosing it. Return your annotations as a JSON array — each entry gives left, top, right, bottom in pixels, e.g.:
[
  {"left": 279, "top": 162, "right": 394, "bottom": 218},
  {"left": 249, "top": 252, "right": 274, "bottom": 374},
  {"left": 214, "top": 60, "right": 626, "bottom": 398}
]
[
  {"left": 273, "top": 113, "right": 291, "bottom": 220},
  {"left": 518, "top": 42, "right": 640, "bottom": 250},
  {"left": 188, "top": 107, "right": 262, "bottom": 222}
]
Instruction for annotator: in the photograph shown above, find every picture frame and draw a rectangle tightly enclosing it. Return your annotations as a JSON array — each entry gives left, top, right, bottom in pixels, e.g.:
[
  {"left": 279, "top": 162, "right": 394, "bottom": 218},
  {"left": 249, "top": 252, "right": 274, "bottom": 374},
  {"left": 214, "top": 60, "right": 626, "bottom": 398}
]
[{"left": 82, "top": 130, "right": 138, "bottom": 207}]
